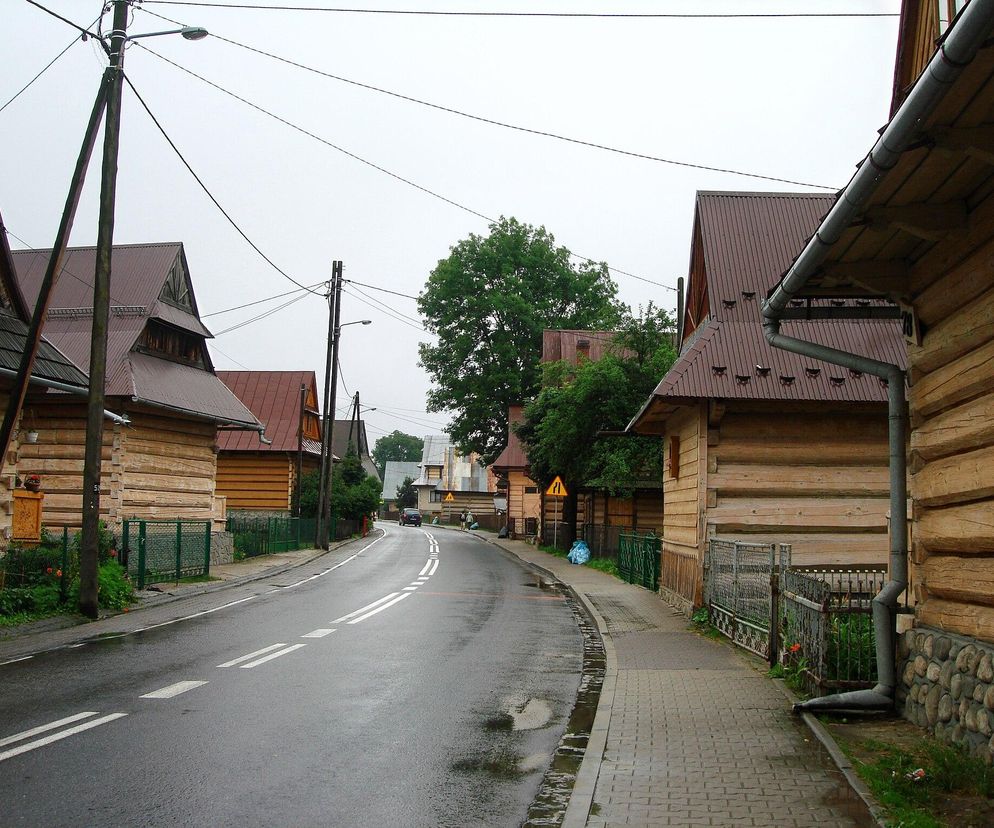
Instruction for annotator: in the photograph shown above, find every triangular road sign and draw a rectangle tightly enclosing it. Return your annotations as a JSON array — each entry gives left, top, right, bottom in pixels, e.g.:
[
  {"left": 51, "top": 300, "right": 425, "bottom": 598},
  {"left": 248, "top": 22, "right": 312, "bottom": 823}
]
[
  {"left": 545, "top": 476, "right": 568, "bottom": 497},
  {"left": 444, "top": 492, "right": 455, "bottom": 502}
]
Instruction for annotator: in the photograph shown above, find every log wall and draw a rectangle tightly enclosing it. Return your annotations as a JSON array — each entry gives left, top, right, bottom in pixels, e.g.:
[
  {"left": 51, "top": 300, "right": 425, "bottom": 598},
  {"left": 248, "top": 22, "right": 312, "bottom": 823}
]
[
  {"left": 706, "top": 401, "right": 892, "bottom": 567},
  {"left": 660, "top": 406, "right": 704, "bottom": 606},
  {"left": 908, "top": 234, "right": 994, "bottom": 643},
  {"left": 216, "top": 453, "right": 293, "bottom": 512},
  {"left": 504, "top": 469, "right": 540, "bottom": 532}
]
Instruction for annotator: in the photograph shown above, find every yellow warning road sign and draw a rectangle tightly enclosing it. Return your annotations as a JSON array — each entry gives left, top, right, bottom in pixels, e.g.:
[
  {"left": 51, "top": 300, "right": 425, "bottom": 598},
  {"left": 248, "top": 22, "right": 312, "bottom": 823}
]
[
  {"left": 444, "top": 492, "right": 455, "bottom": 502},
  {"left": 546, "top": 476, "right": 568, "bottom": 497}
]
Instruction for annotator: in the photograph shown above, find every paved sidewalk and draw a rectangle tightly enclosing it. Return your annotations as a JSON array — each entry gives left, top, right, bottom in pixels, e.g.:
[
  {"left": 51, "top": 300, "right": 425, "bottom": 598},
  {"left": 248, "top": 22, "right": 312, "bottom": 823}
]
[{"left": 484, "top": 535, "right": 880, "bottom": 828}]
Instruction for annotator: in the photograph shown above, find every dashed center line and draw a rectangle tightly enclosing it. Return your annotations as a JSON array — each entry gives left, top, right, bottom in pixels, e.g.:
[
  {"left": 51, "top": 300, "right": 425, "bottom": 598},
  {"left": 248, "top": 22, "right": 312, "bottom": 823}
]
[
  {"left": 0, "top": 713, "right": 128, "bottom": 764},
  {"left": 347, "top": 592, "right": 410, "bottom": 624},
  {"left": 332, "top": 593, "right": 399, "bottom": 624},
  {"left": 140, "top": 680, "right": 209, "bottom": 699},
  {"left": 239, "top": 643, "right": 306, "bottom": 668},
  {"left": 0, "top": 712, "right": 98, "bottom": 749},
  {"left": 301, "top": 628, "right": 335, "bottom": 638},
  {"left": 218, "top": 643, "right": 288, "bottom": 668}
]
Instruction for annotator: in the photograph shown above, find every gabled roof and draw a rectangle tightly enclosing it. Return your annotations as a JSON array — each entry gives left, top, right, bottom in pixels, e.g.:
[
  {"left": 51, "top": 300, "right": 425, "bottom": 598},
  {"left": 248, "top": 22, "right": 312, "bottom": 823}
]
[
  {"left": 492, "top": 405, "right": 529, "bottom": 472},
  {"left": 381, "top": 460, "right": 421, "bottom": 500},
  {"left": 632, "top": 192, "right": 906, "bottom": 432},
  {"left": 418, "top": 434, "right": 451, "bottom": 467},
  {"left": 10, "top": 243, "right": 260, "bottom": 429},
  {"left": 331, "top": 419, "right": 380, "bottom": 481},
  {"left": 0, "top": 212, "right": 88, "bottom": 389},
  {"left": 216, "top": 371, "right": 321, "bottom": 455}
]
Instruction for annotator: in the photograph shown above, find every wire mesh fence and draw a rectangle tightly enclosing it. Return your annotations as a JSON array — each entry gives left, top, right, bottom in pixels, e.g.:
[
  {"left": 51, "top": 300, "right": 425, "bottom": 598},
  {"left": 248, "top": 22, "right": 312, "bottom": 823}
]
[
  {"left": 122, "top": 519, "right": 211, "bottom": 589},
  {"left": 780, "top": 567, "right": 887, "bottom": 694},
  {"left": 226, "top": 514, "right": 317, "bottom": 557}
]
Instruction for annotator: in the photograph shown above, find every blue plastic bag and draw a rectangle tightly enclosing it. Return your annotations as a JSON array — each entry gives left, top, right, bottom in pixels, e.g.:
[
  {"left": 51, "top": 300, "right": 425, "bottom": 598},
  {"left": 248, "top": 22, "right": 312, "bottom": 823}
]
[{"left": 567, "top": 540, "right": 590, "bottom": 565}]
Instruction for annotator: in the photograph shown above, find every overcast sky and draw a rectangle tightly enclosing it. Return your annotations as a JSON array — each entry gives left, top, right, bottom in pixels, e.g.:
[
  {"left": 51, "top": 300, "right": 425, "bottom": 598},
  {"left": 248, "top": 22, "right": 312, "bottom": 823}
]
[{"left": 2, "top": 0, "right": 899, "bottom": 447}]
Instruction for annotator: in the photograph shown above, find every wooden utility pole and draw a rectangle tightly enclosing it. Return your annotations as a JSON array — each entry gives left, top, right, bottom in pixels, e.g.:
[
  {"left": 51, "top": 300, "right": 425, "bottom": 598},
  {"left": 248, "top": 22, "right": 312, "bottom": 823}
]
[
  {"left": 295, "top": 383, "right": 306, "bottom": 516},
  {"left": 0, "top": 75, "right": 110, "bottom": 474},
  {"left": 79, "top": 0, "right": 129, "bottom": 618},
  {"left": 316, "top": 261, "right": 343, "bottom": 549}
]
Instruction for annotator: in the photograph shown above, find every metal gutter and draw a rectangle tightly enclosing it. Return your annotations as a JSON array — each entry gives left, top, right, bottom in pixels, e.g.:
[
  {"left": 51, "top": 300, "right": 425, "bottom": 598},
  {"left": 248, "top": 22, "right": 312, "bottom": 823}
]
[
  {"left": 761, "top": 0, "right": 994, "bottom": 714},
  {"left": 0, "top": 367, "right": 129, "bottom": 425},
  {"left": 129, "top": 395, "right": 271, "bottom": 444}
]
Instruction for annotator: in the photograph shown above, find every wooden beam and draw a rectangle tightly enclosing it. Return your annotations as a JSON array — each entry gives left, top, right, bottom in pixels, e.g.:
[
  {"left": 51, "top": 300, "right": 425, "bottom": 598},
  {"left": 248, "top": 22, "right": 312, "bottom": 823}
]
[
  {"left": 818, "top": 259, "right": 912, "bottom": 299},
  {"left": 863, "top": 200, "right": 968, "bottom": 241},
  {"left": 929, "top": 124, "right": 994, "bottom": 166}
]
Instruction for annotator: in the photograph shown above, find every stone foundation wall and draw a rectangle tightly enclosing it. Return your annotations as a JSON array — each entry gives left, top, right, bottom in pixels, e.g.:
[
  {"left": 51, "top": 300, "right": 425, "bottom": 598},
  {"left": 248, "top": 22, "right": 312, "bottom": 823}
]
[
  {"left": 210, "top": 532, "right": 234, "bottom": 566},
  {"left": 897, "top": 625, "right": 994, "bottom": 761}
]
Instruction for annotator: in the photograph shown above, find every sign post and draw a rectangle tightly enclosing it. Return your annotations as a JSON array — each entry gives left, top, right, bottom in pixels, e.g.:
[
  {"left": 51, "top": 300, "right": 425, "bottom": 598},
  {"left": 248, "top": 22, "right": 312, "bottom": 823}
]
[
  {"left": 545, "top": 476, "right": 568, "bottom": 550},
  {"left": 444, "top": 491, "right": 454, "bottom": 525}
]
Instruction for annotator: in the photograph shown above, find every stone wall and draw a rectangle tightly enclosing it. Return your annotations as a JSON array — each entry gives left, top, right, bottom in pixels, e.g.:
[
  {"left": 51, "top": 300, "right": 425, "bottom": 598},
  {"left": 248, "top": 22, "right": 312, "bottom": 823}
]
[
  {"left": 210, "top": 531, "right": 234, "bottom": 566},
  {"left": 897, "top": 625, "right": 994, "bottom": 761}
]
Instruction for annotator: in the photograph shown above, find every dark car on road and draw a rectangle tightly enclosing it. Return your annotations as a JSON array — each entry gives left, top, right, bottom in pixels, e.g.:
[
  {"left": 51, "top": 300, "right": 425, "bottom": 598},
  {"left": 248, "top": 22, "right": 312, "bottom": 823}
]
[{"left": 399, "top": 508, "right": 422, "bottom": 527}]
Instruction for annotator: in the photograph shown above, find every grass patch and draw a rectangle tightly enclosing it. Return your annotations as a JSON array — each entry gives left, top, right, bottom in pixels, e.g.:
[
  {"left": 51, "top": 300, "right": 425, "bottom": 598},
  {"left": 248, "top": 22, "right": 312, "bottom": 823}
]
[
  {"left": 827, "top": 718, "right": 994, "bottom": 827},
  {"left": 175, "top": 574, "right": 221, "bottom": 584},
  {"left": 689, "top": 606, "right": 722, "bottom": 640},
  {"left": 538, "top": 544, "right": 621, "bottom": 578}
]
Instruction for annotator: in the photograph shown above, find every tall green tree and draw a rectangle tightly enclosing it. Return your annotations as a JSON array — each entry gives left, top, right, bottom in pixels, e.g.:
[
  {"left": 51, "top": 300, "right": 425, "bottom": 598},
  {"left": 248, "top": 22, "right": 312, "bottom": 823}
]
[
  {"left": 418, "top": 216, "right": 623, "bottom": 464},
  {"left": 372, "top": 431, "right": 424, "bottom": 477},
  {"left": 517, "top": 304, "right": 678, "bottom": 546},
  {"left": 395, "top": 476, "right": 417, "bottom": 509}
]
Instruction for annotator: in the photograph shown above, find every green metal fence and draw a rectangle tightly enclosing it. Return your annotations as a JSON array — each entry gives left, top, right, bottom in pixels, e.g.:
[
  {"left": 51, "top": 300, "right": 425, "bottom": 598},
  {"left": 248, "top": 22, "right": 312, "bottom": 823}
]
[
  {"left": 226, "top": 514, "right": 317, "bottom": 558},
  {"left": 617, "top": 531, "right": 661, "bottom": 590},
  {"left": 122, "top": 519, "right": 211, "bottom": 589}
]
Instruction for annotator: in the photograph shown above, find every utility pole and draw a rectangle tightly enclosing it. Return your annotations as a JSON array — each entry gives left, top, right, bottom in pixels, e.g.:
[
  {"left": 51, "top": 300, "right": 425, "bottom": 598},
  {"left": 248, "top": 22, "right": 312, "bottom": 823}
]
[
  {"left": 79, "top": 0, "right": 129, "bottom": 618},
  {"left": 0, "top": 67, "right": 110, "bottom": 476},
  {"left": 316, "top": 261, "right": 343, "bottom": 549},
  {"left": 295, "top": 383, "right": 306, "bottom": 517}
]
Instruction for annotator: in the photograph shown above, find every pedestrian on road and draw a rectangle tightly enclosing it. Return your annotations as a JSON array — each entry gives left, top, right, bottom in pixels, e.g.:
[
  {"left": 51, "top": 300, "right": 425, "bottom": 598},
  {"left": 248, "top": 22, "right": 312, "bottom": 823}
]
[{"left": 465, "top": 510, "right": 474, "bottom": 531}]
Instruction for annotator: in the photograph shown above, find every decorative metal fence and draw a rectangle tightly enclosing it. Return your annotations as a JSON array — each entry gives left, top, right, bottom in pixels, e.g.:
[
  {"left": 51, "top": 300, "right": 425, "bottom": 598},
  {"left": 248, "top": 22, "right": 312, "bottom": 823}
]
[
  {"left": 582, "top": 524, "right": 632, "bottom": 561},
  {"left": 617, "top": 532, "right": 661, "bottom": 590},
  {"left": 226, "top": 514, "right": 317, "bottom": 558},
  {"left": 704, "top": 540, "right": 791, "bottom": 661},
  {"left": 122, "top": 519, "right": 211, "bottom": 589},
  {"left": 780, "top": 567, "right": 887, "bottom": 695}
]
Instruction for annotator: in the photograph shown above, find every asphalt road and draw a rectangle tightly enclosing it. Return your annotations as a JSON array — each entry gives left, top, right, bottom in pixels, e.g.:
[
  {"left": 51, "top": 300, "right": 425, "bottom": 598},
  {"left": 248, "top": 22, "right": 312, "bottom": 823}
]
[{"left": 0, "top": 524, "right": 584, "bottom": 827}]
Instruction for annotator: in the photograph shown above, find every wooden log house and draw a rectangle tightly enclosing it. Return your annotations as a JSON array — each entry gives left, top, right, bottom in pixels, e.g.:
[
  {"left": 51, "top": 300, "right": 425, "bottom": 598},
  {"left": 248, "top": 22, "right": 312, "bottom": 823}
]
[
  {"left": 10, "top": 242, "right": 264, "bottom": 531},
  {"left": 413, "top": 434, "right": 495, "bottom": 521},
  {"left": 630, "top": 192, "right": 907, "bottom": 610},
  {"left": 761, "top": 0, "right": 994, "bottom": 755},
  {"left": 491, "top": 405, "right": 541, "bottom": 537},
  {"left": 216, "top": 371, "right": 323, "bottom": 512}
]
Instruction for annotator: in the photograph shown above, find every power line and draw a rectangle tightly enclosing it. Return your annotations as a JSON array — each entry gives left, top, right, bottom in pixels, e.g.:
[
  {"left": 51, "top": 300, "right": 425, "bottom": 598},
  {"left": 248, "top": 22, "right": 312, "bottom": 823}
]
[
  {"left": 134, "top": 44, "right": 673, "bottom": 290},
  {"left": 212, "top": 290, "right": 311, "bottom": 335},
  {"left": 348, "top": 283, "right": 424, "bottom": 327},
  {"left": 1, "top": 21, "right": 97, "bottom": 114},
  {"left": 123, "top": 72, "right": 325, "bottom": 296},
  {"left": 341, "top": 286, "right": 428, "bottom": 332},
  {"left": 141, "top": 3, "right": 898, "bottom": 19},
  {"left": 22, "top": 1, "right": 107, "bottom": 44},
  {"left": 202, "top": 280, "right": 326, "bottom": 317},
  {"left": 140, "top": 8, "right": 838, "bottom": 191},
  {"left": 345, "top": 278, "right": 418, "bottom": 301},
  {"left": 208, "top": 341, "right": 251, "bottom": 369}
]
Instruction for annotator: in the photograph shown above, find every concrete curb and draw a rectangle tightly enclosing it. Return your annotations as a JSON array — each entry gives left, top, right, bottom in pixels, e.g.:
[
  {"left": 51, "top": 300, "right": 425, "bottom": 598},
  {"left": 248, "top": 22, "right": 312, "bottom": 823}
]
[{"left": 469, "top": 531, "right": 611, "bottom": 827}]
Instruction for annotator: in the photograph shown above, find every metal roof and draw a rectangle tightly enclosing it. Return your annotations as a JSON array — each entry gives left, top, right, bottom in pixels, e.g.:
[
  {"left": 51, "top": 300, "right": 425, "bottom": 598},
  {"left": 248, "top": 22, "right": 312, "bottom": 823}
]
[
  {"left": 216, "top": 371, "right": 321, "bottom": 454},
  {"left": 492, "top": 405, "right": 529, "bottom": 472},
  {"left": 0, "top": 310, "right": 89, "bottom": 388},
  {"left": 632, "top": 192, "right": 907, "bottom": 431},
  {"left": 380, "top": 461, "right": 421, "bottom": 500},
  {"left": 330, "top": 419, "right": 380, "bottom": 481}
]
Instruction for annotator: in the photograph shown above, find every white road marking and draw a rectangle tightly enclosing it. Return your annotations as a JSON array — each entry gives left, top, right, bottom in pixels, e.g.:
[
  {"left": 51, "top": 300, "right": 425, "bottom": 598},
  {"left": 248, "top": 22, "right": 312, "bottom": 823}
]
[
  {"left": 416, "top": 577, "right": 429, "bottom": 582},
  {"left": 140, "top": 680, "right": 209, "bottom": 699},
  {"left": 332, "top": 593, "right": 399, "bottom": 624},
  {"left": 403, "top": 586, "right": 418, "bottom": 592},
  {"left": 218, "top": 643, "right": 287, "bottom": 668},
  {"left": 0, "top": 712, "right": 98, "bottom": 748},
  {"left": 418, "top": 560, "right": 432, "bottom": 577},
  {"left": 427, "top": 560, "right": 439, "bottom": 576},
  {"left": 239, "top": 643, "right": 306, "bottom": 669},
  {"left": 139, "top": 594, "right": 257, "bottom": 632},
  {"left": 0, "top": 655, "right": 33, "bottom": 666},
  {"left": 347, "top": 592, "right": 410, "bottom": 624},
  {"left": 0, "top": 713, "right": 127, "bottom": 764},
  {"left": 301, "top": 628, "right": 335, "bottom": 638}
]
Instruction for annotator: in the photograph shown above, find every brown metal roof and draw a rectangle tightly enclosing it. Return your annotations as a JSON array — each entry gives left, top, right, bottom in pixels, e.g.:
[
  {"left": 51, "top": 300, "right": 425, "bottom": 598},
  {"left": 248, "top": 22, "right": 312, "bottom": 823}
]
[
  {"left": 216, "top": 371, "right": 321, "bottom": 454},
  {"left": 330, "top": 419, "right": 380, "bottom": 482},
  {"left": 10, "top": 243, "right": 260, "bottom": 428},
  {"left": 631, "top": 192, "right": 908, "bottom": 432},
  {"left": 492, "top": 405, "right": 529, "bottom": 472},
  {"left": 695, "top": 192, "right": 836, "bottom": 321}
]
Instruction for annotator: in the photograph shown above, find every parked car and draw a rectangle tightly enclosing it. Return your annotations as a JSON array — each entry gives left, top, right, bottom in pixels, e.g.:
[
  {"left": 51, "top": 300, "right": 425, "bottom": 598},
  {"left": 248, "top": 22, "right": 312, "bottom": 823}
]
[{"left": 399, "top": 508, "right": 422, "bottom": 527}]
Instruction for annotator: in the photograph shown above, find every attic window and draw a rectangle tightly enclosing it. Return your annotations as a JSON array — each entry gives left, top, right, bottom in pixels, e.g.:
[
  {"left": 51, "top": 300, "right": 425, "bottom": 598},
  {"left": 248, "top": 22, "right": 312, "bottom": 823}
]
[
  {"left": 829, "top": 376, "right": 846, "bottom": 387},
  {"left": 711, "top": 365, "right": 727, "bottom": 376},
  {"left": 735, "top": 374, "right": 750, "bottom": 385},
  {"left": 721, "top": 299, "right": 737, "bottom": 309},
  {"left": 160, "top": 260, "right": 193, "bottom": 311},
  {"left": 779, "top": 375, "right": 795, "bottom": 386},
  {"left": 741, "top": 291, "right": 756, "bottom": 300},
  {"left": 805, "top": 367, "right": 821, "bottom": 379},
  {"left": 755, "top": 365, "right": 770, "bottom": 377}
]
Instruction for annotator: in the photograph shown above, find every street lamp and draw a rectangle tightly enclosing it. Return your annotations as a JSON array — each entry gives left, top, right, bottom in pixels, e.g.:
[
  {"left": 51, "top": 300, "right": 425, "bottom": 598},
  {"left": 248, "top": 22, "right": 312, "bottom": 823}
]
[{"left": 78, "top": 1, "right": 206, "bottom": 618}]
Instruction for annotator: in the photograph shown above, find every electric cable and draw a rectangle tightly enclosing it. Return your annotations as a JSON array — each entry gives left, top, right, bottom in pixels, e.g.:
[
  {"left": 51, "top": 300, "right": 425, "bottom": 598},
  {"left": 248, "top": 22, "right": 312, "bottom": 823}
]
[
  {"left": 139, "top": 7, "right": 838, "bottom": 191},
  {"left": 341, "top": 286, "right": 428, "bottom": 332},
  {"left": 202, "top": 281, "right": 326, "bottom": 317},
  {"left": 344, "top": 279, "right": 418, "bottom": 301},
  {"left": 123, "top": 72, "right": 325, "bottom": 296},
  {"left": 141, "top": 2, "right": 898, "bottom": 19},
  {"left": 22, "top": 0, "right": 106, "bottom": 44},
  {"left": 348, "top": 283, "right": 424, "bottom": 327},
  {"left": 212, "top": 289, "right": 311, "bottom": 335},
  {"left": 1, "top": 22, "right": 98, "bottom": 114}
]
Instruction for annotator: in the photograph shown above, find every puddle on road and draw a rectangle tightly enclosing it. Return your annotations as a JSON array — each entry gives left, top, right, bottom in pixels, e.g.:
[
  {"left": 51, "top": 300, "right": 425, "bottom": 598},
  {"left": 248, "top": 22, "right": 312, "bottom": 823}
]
[{"left": 523, "top": 586, "right": 605, "bottom": 827}]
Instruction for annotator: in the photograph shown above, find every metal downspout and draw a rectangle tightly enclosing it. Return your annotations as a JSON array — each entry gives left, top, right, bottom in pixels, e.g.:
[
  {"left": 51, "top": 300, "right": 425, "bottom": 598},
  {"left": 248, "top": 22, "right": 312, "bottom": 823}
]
[
  {"left": 0, "top": 367, "right": 129, "bottom": 425},
  {"left": 757, "top": 0, "right": 994, "bottom": 713},
  {"left": 761, "top": 321, "right": 906, "bottom": 712}
]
